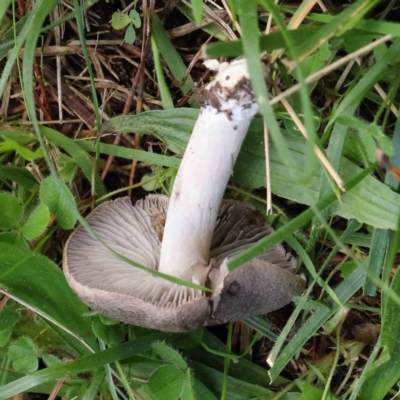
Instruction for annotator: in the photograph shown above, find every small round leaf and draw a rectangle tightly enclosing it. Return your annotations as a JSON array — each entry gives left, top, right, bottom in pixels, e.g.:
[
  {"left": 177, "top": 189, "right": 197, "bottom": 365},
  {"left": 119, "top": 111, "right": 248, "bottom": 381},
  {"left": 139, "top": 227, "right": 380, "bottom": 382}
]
[
  {"left": 23, "top": 203, "right": 50, "bottom": 240},
  {"left": 0, "top": 192, "right": 23, "bottom": 229},
  {"left": 111, "top": 11, "right": 131, "bottom": 30},
  {"left": 152, "top": 342, "right": 187, "bottom": 370},
  {"left": 92, "top": 315, "right": 125, "bottom": 345},
  {"left": 148, "top": 365, "right": 185, "bottom": 400},
  {"left": 124, "top": 24, "right": 136, "bottom": 44},
  {"left": 8, "top": 337, "right": 39, "bottom": 373},
  {"left": 129, "top": 9, "right": 141, "bottom": 28},
  {"left": 39, "top": 176, "right": 77, "bottom": 229}
]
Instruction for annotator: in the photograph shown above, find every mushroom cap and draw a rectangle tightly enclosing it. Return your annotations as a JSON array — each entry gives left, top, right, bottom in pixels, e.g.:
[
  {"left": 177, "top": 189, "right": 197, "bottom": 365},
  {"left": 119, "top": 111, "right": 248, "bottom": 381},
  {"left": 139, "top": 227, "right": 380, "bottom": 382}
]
[{"left": 63, "top": 195, "right": 305, "bottom": 332}]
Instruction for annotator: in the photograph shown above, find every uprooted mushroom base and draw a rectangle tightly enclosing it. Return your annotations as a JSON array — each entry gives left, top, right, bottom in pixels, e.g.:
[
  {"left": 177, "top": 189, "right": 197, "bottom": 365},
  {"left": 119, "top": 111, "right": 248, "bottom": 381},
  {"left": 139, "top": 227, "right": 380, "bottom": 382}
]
[{"left": 63, "top": 195, "right": 305, "bottom": 332}]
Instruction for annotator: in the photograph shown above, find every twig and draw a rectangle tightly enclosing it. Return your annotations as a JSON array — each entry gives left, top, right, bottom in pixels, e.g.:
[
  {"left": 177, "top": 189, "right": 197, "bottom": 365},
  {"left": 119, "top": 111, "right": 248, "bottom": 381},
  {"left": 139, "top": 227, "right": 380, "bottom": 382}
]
[
  {"left": 270, "top": 34, "right": 393, "bottom": 106},
  {"left": 273, "top": 82, "right": 345, "bottom": 191}
]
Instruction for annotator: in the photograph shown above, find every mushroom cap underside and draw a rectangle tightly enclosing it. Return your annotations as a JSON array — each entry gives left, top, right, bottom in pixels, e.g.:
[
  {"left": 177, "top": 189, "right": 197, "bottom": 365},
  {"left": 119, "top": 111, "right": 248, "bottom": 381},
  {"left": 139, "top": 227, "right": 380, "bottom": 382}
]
[{"left": 63, "top": 195, "right": 305, "bottom": 332}]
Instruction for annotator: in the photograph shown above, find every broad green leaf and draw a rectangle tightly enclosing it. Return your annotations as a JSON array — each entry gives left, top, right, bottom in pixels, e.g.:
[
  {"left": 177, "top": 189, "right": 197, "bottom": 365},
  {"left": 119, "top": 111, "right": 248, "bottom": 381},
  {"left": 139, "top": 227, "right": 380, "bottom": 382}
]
[
  {"left": 297, "top": 382, "right": 338, "bottom": 400},
  {"left": 82, "top": 370, "right": 106, "bottom": 400},
  {"left": 42, "top": 353, "right": 63, "bottom": 367},
  {"left": 103, "top": 109, "right": 400, "bottom": 231},
  {"left": 92, "top": 315, "right": 125, "bottom": 345},
  {"left": 191, "top": 0, "right": 203, "bottom": 24},
  {"left": 102, "top": 109, "right": 196, "bottom": 155},
  {"left": 296, "top": 53, "right": 324, "bottom": 78},
  {"left": 99, "top": 314, "right": 120, "bottom": 326},
  {"left": 341, "top": 261, "right": 358, "bottom": 277},
  {"left": 58, "top": 153, "right": 78, "bottom": 183},
  {"left": 39, "top": 176, "right": 77, "bottom": 229},
  {"left": 8, "top": 337, "right": 39, "bottom": 373},
  {"left": 152, "top": 342, "right": 188, "bottom": 370},
  {"left": 181, "top": 369, "right": 196, "bottom": 400},
  {"left": 79, "top": 140, "right": 180, "bottom": 169},
  {"left": 338, "top": 115, "right": 393, "bottom": 160},
  {"left": 188, "top": 360, "right": 274, "bottom": 399},
  {"left": 111, "top": 11, "right": 131, "bottom": 30},
  {"left": 0, "top": 307, "right": 20, "bottom": 346},
  {"left": 148, "top": 365, "right": 186, "bottom": 400},
  {"left": 374, "top": 42, "right": 388, "bottom": 62},
  {"left": 171, "top": 329, "right": 204, "bottom": 350},
  {"left": 191, "top": 379, "right": 218, "bottom": 400},
  {"left": 129, "top": 9, "right": 141, "bottom": 28},
  {"left": 1, "top": 137, "right": 43, "bottom": 161},
  {"left": 0, "top": 129, "right": 36, "bottom": 149},
  {"left": 187, "top": 330, "right": 287, "bottom": 388},
  {"left": 0, "top": 165, "right": 37, "bottom": 190},
  {"left": 0, "top": 0, "right": 11, "bottom": 27},
  {"left": 41, "top": 127, "right": 106, "bottom": 198},
  {"left": 22, "top": 203, "right": 50, "bottom": 240},
  {"left": 124, "top": 23, "right": 136, "bottom": 44},
  {"left": 0, "top": 332, "right": 176, "bottom": 398},
  {"left": 0, "top": 242, "right": 96, "bottom": 355},
  {"left": 0, "top": 192, "right": 23, "bottom": 229},
  {"left": 0, "top": 232, "right": 27, "bottom": 247}
]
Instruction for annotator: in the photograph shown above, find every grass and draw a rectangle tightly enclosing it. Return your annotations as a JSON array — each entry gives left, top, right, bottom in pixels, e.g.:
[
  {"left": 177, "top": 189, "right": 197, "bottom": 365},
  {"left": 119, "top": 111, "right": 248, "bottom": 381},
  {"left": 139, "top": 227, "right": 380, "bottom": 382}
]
[{"left": 0, "top": 0, "right": 400, "bottom": 399}]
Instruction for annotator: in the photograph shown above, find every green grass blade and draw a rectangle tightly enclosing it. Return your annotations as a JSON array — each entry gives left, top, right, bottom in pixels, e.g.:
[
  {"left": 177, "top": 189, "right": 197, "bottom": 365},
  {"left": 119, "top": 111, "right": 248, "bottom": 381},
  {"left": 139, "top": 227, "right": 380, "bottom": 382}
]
[
  {"left": 0, "top": 0, "right": 41, "bottom": 99},
  {"left": 227, "top": 163, "right": 376, "bottom": 271},
  {"left": 103, "top": 108, "right": 198, "bottom": 155},
  {"left": 243, "top": 317, "right": 278, "bottom": 342},
  {"left": 266, "top": 219, "right": 361, "bottom": 369},
  {"left": 305, "top": 11, "right": 400, "bottom": 37},
  {"left": 0, "top": 332, "right": 176, "bottom": 398},
  {"left": 41, "top": 127, "right": 106, "bottom": 197},
  {"left": 363, "top": 229, "right": 389, "bottom": 295},
  {"left": 237, "top": 0, "right": 298, "bottom": 182},
  {"left": 191, "top": 0, "right": 203, "bottom": 25},
  {"left": 104, "top": 109, "right": 400, "bottom": 230},
  {"left": 151, "top": 34, "right": 174, "bottom": 110},
  {"left": 82, "top": 370, "right": 106, "bottom": 400},
  {"left": 204, "top": 26, "right": 319, "bottom": 58},
  {"left": 72, "top": 0, "right": 101, "bottom": 131},
  {"left": 330, "top": 39, "right": 400, "bottom": 126},
  {"left": 348, "top": 337, "right": 381, "bottom": 400},
  {"left": 358, "top": 220, "right": 400, "bottom": 399},
  {"left": 295, "top": 0, "right": 380, "bottom": 59},
  {"left": 269, "top": 265, "right": 366, "bottom": 381},
  {"left": 0, "top": 0, "right": 11, "bottom": 25},
  {"left": 260, "top": 0, "right": 317, "bottom": 188},
  {"left": 78, "top": 140, "right": 180, "bottom": 169},
  {"left": 152, "top": 14, "right": 195, "bottom": 106},
  {"left": 0, "top": 243, "right": 97, "bottom": 355},
  {"left": 20, "top": 0, "right": 210, "bottom": 300},
  {"left": 0, "top": 165, "right": 37, "bottom": 190}
]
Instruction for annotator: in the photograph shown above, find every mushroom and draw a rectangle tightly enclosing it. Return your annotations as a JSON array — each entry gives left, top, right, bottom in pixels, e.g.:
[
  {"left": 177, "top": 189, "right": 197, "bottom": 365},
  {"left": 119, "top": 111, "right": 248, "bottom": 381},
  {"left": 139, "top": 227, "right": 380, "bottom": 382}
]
[{"left": 63, "top": 59, "right": 306, "bottom": 332}]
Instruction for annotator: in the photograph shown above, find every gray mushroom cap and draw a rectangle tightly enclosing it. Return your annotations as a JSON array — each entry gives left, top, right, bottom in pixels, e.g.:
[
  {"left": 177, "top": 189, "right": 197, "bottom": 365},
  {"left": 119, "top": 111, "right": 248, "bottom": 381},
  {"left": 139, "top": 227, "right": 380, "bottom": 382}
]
[{"left": 63, "top": 195, "right": 305, "bottom": 332}]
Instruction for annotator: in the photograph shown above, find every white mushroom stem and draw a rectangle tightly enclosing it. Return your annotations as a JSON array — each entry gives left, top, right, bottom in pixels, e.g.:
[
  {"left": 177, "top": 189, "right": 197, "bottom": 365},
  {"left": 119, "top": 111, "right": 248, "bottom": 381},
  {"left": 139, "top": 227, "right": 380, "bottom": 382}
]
[{"left": 158, "top": 59, "right": 260, "bottom": 282}]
